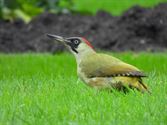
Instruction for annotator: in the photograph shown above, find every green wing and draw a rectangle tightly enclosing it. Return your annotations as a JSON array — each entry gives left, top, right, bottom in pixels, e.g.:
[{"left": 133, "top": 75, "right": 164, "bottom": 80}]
[{"left": 80, "top": 53, "right": 146, "bottom": 78}]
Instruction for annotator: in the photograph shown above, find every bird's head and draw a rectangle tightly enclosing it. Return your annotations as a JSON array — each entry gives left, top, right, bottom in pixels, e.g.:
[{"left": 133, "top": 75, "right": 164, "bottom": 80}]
[{"left": 47, "top": 34, "right": 95, "bottom": 57}]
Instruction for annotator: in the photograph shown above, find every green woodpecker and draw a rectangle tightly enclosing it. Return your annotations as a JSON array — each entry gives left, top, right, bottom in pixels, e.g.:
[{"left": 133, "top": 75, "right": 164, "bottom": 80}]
[{"left": 47, "top": 34, "right": 149, "bottom": 93}]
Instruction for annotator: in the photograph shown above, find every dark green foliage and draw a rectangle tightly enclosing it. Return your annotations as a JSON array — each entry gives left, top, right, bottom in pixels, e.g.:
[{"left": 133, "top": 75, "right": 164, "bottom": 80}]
[
  {"left": 0, "top": 0, "right": 73, "bottom": 21},
  {"left": 0, "top": 0, "right": 167, "bottom": 22}
]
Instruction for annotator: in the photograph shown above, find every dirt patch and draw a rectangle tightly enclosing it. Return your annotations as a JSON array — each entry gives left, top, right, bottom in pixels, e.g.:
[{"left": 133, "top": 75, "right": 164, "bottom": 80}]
[{"left": 0, "top": 3, "right": 167, "bottom": 53}]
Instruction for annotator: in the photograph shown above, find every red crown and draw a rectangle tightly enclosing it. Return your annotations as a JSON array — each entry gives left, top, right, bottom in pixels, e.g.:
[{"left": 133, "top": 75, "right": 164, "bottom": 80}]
[{"left": 82, "top": 37, "right": 94, "bottom": 49}]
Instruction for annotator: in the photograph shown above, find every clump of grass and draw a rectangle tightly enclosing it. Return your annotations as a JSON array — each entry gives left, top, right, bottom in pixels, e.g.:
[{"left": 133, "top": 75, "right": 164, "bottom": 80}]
[{"left": 0, "top": 52, "right": 166, "bottom": 125}]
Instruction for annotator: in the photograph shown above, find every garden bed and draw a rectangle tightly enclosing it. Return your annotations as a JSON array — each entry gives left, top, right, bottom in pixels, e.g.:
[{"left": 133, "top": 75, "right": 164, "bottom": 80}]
[{"left": 0, "top": 3, "right": 167, "bottom": 53}]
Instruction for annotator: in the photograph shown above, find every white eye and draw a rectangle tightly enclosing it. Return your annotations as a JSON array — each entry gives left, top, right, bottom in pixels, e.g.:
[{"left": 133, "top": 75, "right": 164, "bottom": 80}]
[{"left": 74, "top": 40, "right": 79, "bottom": 44}]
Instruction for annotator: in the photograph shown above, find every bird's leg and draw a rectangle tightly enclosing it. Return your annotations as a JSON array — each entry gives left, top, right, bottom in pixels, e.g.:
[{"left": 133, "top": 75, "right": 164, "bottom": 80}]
[{"left": 87, "top": 77, "right": 129, "bottom": 91}]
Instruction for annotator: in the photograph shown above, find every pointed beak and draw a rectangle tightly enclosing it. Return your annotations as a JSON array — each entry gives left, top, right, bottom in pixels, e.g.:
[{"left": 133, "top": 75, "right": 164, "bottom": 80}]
[
  {"left": 46, "top": 34, "right": 65, "bottom": 42},
  {"left": 47, "top": 34, "right": 79, "bottom": 54}
]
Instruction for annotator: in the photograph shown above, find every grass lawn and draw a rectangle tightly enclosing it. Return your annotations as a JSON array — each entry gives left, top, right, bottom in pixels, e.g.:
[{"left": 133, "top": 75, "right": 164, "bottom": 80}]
[
  {"left": 0, "top": 52, "right": 167, "bottom": 125},
  {"left": 60, "top": 0, "right": 167, "bottom": 15}
]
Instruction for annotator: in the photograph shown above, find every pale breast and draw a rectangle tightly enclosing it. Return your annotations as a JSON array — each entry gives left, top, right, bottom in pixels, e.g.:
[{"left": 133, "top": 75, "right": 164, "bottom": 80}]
[{"left": 77, "top": 65, "right": 89, "bottom": 83}]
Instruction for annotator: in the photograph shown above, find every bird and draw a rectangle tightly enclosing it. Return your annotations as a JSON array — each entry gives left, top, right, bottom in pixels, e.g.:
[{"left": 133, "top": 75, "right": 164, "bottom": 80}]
[{"left": 47, "top": 34, "right": 150, "bottom": 93}]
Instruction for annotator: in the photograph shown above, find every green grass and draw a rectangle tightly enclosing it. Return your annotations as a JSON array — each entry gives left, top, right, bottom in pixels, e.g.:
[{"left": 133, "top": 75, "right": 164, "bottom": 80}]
[
  {"left": 61, "top": 0, "right": 167, "bottom": 15},
  {"left": 0, "top": 52, "right": 167, "bottom": 125}
]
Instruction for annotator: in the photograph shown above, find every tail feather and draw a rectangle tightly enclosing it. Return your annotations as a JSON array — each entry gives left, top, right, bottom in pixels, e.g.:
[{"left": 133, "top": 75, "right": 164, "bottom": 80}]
[
  {"left": 138, "top": 80, "right": 151, "bottom": 94},
  {"left": 114, "top": 77, "right": 151, "bottom": 93}
]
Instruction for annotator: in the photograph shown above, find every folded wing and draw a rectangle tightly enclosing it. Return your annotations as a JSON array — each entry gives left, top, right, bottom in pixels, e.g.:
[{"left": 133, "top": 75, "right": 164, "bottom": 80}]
[{"left": 80, "top": 54, "right": 146, "bottom": 78}]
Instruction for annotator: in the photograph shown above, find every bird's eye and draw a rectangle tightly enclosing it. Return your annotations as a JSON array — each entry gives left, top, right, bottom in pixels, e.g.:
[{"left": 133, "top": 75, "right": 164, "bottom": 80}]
[{"left": 74, "top": 40, "right": 79, "bottom": 44}]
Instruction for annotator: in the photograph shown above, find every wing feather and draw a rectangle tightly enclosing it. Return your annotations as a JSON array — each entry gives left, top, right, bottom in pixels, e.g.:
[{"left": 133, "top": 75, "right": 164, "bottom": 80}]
[{"left": 80, "top": 54, "right": 146, "bottom": 78}]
